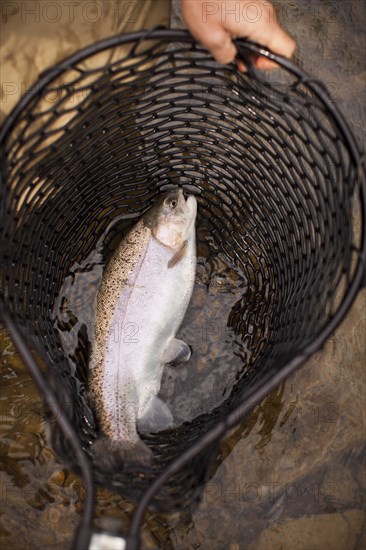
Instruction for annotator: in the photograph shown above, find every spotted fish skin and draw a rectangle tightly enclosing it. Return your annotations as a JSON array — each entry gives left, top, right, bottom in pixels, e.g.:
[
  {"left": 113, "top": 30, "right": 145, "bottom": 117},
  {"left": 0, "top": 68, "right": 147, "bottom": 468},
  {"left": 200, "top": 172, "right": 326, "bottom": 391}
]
[{"left": 88, "top": 190, "right": 197, "bottom": 467}]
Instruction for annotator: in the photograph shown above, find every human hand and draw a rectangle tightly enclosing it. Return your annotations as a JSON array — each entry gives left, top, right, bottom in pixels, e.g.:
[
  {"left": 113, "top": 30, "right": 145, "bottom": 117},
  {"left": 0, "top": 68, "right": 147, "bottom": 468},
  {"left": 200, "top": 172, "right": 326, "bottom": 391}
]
[{"left": 180, "top": 0, "right": 296, "bottom": 70}]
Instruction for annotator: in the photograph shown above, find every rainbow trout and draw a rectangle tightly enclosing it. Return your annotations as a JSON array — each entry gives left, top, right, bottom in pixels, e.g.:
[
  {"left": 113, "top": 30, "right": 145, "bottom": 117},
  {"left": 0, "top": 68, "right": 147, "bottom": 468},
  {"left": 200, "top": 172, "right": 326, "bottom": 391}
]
[{"left": 89, "top": 189, "right": 197, "bottom": 467}]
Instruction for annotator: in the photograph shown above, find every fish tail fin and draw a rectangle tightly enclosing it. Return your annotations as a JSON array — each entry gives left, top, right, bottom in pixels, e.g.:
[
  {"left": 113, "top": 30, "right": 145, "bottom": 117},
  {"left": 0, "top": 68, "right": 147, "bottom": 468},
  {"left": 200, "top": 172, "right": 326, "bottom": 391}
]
[{"left": 91, "top": 435, "right": 152, "bottom": 472}]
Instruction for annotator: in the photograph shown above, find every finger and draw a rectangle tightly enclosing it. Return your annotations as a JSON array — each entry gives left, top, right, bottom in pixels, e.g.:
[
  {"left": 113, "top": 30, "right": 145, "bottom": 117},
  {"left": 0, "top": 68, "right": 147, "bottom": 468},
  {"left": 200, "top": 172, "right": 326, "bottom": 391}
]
[
  {"left": 236, "top": 58, "right": 247, "bottom": 72},
  {"left": 253, "top": 56, "right": 279, "bottom": 70},
  {"left": 264, "top": 28, "right": 296, "bottom": 59},
  {"left": 200, "top": 28, "right": 238, "bottom": 64}
]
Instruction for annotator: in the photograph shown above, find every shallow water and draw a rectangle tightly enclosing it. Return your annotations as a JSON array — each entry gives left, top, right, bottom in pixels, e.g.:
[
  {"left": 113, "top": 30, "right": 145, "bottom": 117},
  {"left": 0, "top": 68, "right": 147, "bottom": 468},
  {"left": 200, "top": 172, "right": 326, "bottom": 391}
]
[{"left": 1, "top": 0, "right": 366, "bottom": 549}]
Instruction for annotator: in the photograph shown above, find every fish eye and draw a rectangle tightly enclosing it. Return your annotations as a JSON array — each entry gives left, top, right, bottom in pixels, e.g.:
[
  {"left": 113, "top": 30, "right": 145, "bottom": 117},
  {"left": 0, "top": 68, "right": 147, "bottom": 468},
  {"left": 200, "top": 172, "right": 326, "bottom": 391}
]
[{"left": 164, "top": 197, "right": 178, "bottom": 209}]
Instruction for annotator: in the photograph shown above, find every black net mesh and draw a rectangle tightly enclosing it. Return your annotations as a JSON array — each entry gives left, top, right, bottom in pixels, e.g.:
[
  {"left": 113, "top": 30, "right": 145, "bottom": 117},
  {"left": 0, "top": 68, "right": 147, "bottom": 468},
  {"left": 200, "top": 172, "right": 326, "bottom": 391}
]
[{"left": 0, "top": 30, "right": 364, "bottom": 510}]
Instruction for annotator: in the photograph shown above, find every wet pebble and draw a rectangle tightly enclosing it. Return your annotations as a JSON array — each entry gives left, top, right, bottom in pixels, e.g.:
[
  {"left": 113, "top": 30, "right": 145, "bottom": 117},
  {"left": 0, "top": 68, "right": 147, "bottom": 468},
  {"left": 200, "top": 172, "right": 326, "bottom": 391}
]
[{"left": 7, "top": 432, "right": 43, "bottom": 461}]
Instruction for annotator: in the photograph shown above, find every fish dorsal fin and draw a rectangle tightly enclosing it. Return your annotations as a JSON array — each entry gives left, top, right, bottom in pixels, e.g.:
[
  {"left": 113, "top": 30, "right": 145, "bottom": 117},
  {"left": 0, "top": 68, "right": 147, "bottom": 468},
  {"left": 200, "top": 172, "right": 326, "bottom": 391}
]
[{"left": 167, "top": 240, "right": 188, "bottom": 269}]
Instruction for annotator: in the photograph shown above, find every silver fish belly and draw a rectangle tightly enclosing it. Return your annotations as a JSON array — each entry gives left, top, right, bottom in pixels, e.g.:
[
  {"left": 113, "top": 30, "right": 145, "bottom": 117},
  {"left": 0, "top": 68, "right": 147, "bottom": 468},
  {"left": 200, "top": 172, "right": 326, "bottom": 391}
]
[{"left": 89, "top": 191, "right": 197, "bottom": 466}]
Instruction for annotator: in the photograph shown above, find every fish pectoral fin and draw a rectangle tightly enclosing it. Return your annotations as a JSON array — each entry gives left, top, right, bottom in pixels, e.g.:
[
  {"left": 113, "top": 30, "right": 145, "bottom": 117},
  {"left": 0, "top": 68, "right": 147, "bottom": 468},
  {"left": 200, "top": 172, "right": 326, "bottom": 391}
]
[
  {"left": 168, "top": 239, "right": 188, "bottom": 268},
  {"left": 137, "top": 396, "right": 173, "bottom": 434},
  {"left": 162, "top": 338, "right": 191, "bottom": 366}
]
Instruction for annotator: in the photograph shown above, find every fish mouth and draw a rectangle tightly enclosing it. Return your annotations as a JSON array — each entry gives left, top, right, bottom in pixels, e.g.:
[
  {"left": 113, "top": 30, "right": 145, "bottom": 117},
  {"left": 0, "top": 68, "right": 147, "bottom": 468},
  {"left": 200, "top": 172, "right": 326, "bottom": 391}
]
[
  {"left": 186, "top": 194, "right": 197, "bottom": 215},
  {"left": 185, "top": 194, "right": 197, "bottom": 236}
]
